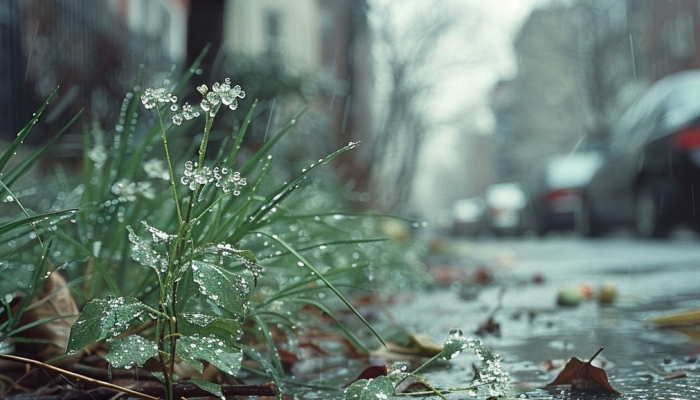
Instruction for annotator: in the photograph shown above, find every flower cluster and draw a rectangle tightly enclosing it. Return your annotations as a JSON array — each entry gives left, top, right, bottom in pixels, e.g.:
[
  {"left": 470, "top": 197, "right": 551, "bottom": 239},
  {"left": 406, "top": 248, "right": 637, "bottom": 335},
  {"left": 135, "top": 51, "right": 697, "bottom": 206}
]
[
  {"left": 111, "top": 179, "right": 156, "bottom": 200},
  {"left": 141, "top": 79, "right": 243, "bottom": 124},
  {"left": 140, "top": 88, "right": 177, "bottom": 110},
  {"left": 181, "top": 161, "right": 247, "bottom": 195},
  {"left": 170, "top": 102, "right": 200, "bottom": 126},
  {"left": 143, "top": 159, "right": 170, "bottom": 180},
  {"left": 198, "top": 78, "right": 246, "bottom": 116}
]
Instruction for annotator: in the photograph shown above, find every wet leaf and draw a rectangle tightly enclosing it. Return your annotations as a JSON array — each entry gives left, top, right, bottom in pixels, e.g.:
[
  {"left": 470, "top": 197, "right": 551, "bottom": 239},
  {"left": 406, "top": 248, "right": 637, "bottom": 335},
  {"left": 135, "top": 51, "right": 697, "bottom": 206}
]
[
  {"left": 176, "top": 334, "right": 243, "bottom": 377},
  {"left": 105, "top": 335, "right": 157, "bottom": 368},
  {"left": 189, "top": 260, "right": 250, "bottom": 321},
  {"left": 67, "top": 297, "right": 150, "bottom": 354},
  {"left": 187, "top": 377, "right": 223, "bottom": 399},
  {"left": 546, "top": 348, "right": 621, "bottom": 394},
  {"left": 127, "top": 225, "right": 168, "bottom": 276},
  {"left": 179, "top": 313, "right": 244, "bottom": 344},
  {"left": 344, "top": 375, "right": 394, "bottom": 400}
]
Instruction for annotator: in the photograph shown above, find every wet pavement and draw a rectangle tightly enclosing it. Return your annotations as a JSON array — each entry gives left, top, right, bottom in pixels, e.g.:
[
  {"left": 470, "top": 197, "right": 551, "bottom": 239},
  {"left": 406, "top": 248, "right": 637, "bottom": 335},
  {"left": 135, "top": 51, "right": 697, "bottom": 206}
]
[{"left": 386, "top": 233, "right": 700, "bottom": 399}]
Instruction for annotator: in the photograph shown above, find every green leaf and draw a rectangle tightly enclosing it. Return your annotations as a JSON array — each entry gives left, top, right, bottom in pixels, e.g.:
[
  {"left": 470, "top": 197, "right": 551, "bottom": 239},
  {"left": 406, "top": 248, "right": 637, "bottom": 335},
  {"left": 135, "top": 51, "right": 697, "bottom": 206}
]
[
  {"left": 67, "top": 297, "right": 151, "bottom": 353},
  {"left": 190, "top": 260, "right": 249, "bottom": 320},
  {"left": 440, "top": 330, "right": 477, "bottom": 360},
  {"left": 105, "top": 335, "right": 157, "bottom": 368},
  {"left": 344, "top": 376, "right": 394, "bottom": 400},
  {"left": 0, "top": 209, "right": 77, "bottom": 237},
  {"left": 187, "top": 377, "right": 223, "bottom": 399},
  {"left": 126, "top": 225, "right": 168, "bottom": 276},
  {"left": 179, "top": 313, "right": 244, "bottom": 345},
  {"left": 176, "top": 335, "right": 243, "bottom": 376}
]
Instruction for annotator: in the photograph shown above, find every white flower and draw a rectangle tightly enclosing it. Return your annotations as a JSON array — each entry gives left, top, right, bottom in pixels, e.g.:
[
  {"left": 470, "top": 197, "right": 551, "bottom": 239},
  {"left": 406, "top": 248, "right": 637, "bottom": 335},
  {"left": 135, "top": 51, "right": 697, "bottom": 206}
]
[
  {"left": 140, "top": 88, "right": 177, "bottom": 109},
  {"left": 143, "top": 159, "right": 170, "bottom": 180}
]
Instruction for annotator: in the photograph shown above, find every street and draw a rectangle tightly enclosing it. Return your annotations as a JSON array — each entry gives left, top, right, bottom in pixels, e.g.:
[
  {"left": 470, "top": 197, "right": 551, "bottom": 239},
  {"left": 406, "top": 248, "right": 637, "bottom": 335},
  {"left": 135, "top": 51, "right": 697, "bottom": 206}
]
[{"left": 388, "top": 232, "right": 700, "bottom": 399}]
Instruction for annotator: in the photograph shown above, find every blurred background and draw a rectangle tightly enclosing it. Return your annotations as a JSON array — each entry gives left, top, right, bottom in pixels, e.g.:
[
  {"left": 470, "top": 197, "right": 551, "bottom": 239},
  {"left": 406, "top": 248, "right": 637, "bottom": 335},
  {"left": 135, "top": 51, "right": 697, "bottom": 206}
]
[{"left": 2, "top": 0, "right": 700, "bottom": 233}]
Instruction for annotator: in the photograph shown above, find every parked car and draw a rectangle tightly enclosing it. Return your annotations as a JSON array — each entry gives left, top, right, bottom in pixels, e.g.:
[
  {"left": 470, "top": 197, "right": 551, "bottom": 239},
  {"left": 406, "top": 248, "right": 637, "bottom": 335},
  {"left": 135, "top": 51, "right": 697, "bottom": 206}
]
[
  {"left": 577, "top": 70, "right": 700, "bottom": 238},
  {"left": 529, "top": 152, "right": 603, "bottom": 236},
  {"left": 485, "top": 183, "right": 528, "bottom": 236},
  {"left": 449, "top": 197, "right": 487, "bottom": 236}
]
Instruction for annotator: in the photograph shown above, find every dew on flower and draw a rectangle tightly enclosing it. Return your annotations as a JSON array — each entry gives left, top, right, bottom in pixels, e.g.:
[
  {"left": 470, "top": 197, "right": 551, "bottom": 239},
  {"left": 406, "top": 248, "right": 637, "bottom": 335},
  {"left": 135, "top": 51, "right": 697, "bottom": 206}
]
[{"left": 143, "top": 159, "right": 170, "bottom": 180}]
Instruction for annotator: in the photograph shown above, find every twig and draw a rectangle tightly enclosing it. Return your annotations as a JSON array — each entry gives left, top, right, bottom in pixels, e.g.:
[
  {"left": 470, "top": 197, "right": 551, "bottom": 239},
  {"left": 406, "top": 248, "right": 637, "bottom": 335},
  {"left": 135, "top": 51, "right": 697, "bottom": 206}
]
[{"left": 0, "top": 354, "right": 159, "bottom": 400}]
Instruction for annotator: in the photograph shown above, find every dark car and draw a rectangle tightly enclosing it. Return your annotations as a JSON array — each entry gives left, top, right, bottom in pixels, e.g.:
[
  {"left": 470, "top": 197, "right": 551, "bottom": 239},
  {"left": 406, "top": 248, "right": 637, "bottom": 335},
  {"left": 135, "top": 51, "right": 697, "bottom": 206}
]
[
  {"left": 577, "top": 70, "right": 700, "bottom": 238},
  {"left": 449, "top": 197, "right": 488, "bottom": 236},
  {"left": 530, "top": 152, "right": 603, "bottom": 236},
  {"left": 484, "top": 182, "right": 528, "bottom": 236}
]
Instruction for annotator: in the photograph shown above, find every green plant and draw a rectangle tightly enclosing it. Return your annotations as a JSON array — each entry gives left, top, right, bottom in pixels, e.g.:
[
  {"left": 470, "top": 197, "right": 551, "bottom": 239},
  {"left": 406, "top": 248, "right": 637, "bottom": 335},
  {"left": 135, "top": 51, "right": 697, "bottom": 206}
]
[
  {"left": 65, "top": 76, "right": 387, "bottom": 399},
  {"left": 344, "top": 330, "right": 510, "bottom": 399}
]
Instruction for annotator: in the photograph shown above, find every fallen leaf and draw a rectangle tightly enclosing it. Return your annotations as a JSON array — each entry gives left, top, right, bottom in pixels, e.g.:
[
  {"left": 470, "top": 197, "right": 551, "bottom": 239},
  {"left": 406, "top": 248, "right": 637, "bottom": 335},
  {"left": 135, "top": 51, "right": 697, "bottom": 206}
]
[
  {"left": 647, "top": 308, "right": 700, "bottom": 326},
  {"left": 16, "top": 272, "right": 82, "bottom": 364},
  {"left": 475, "top": 316, "right": 500, "bottom": 337},
  {"left": 385, "top": 332, "right": 442, "bottom": 357},
  {"left": 662, "top": 370, "right": 687, "bottom": 380},
  {"left": 346, "top": 365, "right": 388, "bottom": 386},
  {"left": 546, "top": 348, "right": 621, "bottom": 395}
]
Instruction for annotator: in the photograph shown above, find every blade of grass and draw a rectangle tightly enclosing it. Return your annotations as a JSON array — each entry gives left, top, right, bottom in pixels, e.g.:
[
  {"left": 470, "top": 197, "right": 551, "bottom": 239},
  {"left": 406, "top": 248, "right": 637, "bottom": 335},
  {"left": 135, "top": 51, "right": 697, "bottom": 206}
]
[
  {"left": 250, "top": 315, "right": 285, "bottom": 376},
  {"left": 239, "top": 106, "right": 308, "bottom": 175},
  {"left": 0, "top": 209, "right": 77, "bottom": 237},
  {"left": 2, "top": 110, "right": 83, "bottom": 189},
  {"left": 290, "top": 298, "right": 370, "bottom": 353},
  {"left": 53, "top": 231, "right": 120, "bottom": 295},
  {"left": 231, "top": 143, "right": 359, "bottom": 242},
  {"left": 224, "top": 99, "right": 258, "bottom": 167},
  {"left": 255, "top": 232, "right": 385, "bottom": 347},
  {"left": 0, "top": 87, "right": 58, "bottom": 173}
]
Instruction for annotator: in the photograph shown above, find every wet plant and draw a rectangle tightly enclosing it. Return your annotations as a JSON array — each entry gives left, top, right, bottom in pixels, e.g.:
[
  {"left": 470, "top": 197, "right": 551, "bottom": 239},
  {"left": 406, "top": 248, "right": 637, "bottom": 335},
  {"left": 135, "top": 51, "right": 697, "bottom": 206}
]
[
  {"left": 344, "top": 329, "right": 510, "bottom": 399},
  {"left": 64, "top": 71, "right": 389, "bottom": 398}
]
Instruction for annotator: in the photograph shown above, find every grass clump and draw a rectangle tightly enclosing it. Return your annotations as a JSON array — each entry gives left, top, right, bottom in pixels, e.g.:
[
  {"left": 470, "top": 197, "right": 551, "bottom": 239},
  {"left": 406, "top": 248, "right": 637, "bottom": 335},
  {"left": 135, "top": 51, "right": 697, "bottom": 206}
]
[{"left": 59, "top": 65, "right": 391, "bottom": 398}]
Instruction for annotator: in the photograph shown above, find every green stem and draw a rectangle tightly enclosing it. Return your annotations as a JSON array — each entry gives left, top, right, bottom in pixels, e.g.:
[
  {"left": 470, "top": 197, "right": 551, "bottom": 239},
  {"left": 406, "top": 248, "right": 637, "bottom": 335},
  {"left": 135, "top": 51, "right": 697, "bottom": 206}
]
[
  {"left": 156, "top": 107, "right": 183, "bottom": 225},
  {"left": 198, "top": 114, "right": 215, "bottom": 172},
  {"left": 411, "top": 353, "right": 442, "bottom": 375}
]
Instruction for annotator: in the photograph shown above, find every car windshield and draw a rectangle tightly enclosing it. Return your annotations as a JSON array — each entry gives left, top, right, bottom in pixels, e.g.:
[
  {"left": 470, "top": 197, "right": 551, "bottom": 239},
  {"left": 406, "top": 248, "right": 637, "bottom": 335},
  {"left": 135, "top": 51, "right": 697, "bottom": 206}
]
[
  {"left": 545, "top": 153, "right": 603, "bottom": 188},
  {"left": 664, "top": 80, "right": 700, "bottom": 131}
]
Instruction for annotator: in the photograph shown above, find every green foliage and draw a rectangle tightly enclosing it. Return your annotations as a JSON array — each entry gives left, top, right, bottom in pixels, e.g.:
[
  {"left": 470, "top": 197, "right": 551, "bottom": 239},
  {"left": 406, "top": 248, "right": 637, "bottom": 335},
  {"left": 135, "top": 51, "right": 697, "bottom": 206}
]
[
  {"left": 63, "top": 65, "right": 393, "bottom": 398},
  {"left": 0, "top": 89, "right": 78, "bottom": 349}
]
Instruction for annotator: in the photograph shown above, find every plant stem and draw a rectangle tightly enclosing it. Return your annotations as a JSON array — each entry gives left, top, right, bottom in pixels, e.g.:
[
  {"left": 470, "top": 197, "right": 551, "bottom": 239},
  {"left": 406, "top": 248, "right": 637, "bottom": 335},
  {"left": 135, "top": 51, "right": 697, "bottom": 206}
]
[
  {"left": 197, "top": 114, "right": 215, "bottom": 172},
  {"left": 156, "top": 107, "right": 183, "bottom": 225},
  {"left": 411, "top": 353, "right": 441, "bottom": 375}
]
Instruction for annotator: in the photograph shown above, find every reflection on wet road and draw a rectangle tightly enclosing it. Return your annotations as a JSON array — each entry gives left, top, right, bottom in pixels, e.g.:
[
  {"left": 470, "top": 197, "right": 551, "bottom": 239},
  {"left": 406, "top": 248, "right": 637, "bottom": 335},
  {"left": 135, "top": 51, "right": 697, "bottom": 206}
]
[{"left": 389, "top": 233, "right": 700, "bottom": 399}]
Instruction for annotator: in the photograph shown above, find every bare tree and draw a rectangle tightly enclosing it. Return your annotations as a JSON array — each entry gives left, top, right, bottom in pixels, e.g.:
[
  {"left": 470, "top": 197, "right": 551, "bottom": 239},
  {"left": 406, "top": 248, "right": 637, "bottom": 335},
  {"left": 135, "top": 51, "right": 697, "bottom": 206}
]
[{"left": 367, "top": 0, "right": 494, "bottom": 212}]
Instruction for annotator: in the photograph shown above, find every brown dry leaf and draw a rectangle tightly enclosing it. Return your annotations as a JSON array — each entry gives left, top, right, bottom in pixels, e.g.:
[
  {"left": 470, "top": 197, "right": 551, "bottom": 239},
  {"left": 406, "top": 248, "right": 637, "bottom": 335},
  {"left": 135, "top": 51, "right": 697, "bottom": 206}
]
[
  {"left": 647, "top": 308, "right": 700, "bottom": 326},
  {"left": 546, "top": 348, "right": 621, "bottom": 395},
  {"left": 385, "top": 333, "right": 442, "bottom": 357},
  {"left": 16, "top": 272, "right": 82, "bottom": 364},
  {"left": 345, "top": 365, "right": 388, "bottom": 387}
]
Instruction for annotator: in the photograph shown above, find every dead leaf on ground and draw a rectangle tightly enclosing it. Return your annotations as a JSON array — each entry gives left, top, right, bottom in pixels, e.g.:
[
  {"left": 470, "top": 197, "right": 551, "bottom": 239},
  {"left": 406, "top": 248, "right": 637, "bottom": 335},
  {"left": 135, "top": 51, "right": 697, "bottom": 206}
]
[
  {"left": 646, "top": 308, "right": 700, "bottom": 327},
  {"left": 344, "top": 365, "right": 388, "bottom": 387},
  {"left": 385, "top": 332, "right": 442, "bottom": 357},
  {"left": 15, "top": 272, "right": 85, "bottom": 364},
  {"left": 546, "top": 348, "right": 621, "bottom": 395}
]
